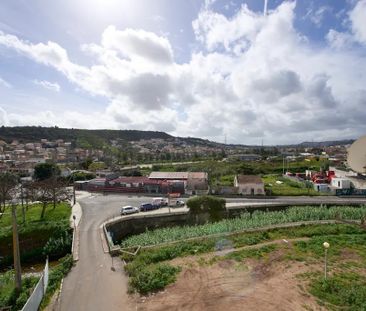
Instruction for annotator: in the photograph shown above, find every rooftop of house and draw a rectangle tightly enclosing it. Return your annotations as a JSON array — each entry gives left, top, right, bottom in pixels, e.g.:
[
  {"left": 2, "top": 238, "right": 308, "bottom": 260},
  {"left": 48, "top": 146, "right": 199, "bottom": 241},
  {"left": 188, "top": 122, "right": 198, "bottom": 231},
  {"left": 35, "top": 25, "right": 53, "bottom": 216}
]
[
  {"left": 236, "top": 175, "right": 263, "bottom": 184},
  {"left": 149, "top": 171, "right": 207, "bottom": 180}
]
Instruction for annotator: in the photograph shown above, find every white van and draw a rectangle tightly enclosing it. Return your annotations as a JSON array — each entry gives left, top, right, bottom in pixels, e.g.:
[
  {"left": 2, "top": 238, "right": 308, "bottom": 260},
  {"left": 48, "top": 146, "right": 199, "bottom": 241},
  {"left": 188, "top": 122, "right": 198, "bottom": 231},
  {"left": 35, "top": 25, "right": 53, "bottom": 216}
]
[{"left": 152, "top": 197, "right": 168, "bottom": 207}]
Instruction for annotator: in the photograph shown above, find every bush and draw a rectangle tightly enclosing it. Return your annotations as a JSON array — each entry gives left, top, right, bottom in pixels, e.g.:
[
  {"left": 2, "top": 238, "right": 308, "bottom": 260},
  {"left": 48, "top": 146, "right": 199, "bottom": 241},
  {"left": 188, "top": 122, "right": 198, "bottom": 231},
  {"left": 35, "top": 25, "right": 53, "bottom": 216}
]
[
  {"left": 187, "top": 196, "right": 226, "bottom": 221},
  {"left": 42, "top": 227, "right": 72, "bottom": 258},
  {"left": 129, "top": 264, "right": 181, "bottom": 294}
]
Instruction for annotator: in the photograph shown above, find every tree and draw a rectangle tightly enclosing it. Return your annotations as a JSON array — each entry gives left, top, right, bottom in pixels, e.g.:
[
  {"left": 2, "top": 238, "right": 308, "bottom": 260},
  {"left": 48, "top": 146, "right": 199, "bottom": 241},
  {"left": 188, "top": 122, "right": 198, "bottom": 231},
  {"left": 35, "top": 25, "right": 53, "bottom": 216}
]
[
  {"left": 88, "top": 161, "right": 106, "bottom": 172},
  {"left": 32, "top": 178, "right": 71, "bottom": 219},
  {"left": 80, "top": 157, "right": 93, "bottom": 170},
  {"left": 48, "top": 178, "right": 72, "bottom": 209},
  {"left": 304, "top": 181, "right": 313, "bottom": 194},
  {"left": 0, "top": 172, "right": 18, "bottom": 218},
  {"left": 187, "top": 196, "right": 226, "bottom": 222},
  {"left": 34, "top": 163, "right": 60, "bottom": 181}
]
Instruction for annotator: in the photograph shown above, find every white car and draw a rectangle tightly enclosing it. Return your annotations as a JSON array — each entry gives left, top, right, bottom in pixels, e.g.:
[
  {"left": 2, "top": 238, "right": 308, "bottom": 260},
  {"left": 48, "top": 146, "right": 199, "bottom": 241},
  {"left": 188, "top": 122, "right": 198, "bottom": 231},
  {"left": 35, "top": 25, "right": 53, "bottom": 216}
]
[
  {"left": 120, "top": 206, "right": 139, "bottom": 215},
  {"left": 176, "top": 200, "right": 185, "bottom": 207}
]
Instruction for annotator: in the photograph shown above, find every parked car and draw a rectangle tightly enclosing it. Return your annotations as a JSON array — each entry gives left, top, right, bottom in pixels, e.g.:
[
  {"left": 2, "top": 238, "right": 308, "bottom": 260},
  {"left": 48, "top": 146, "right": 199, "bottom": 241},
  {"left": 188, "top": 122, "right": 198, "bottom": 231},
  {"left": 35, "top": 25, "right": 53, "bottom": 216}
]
[
  {"left": 120, "top": 206, "right": 139, "bottom": 215},
  {"left": 152, "top": 197, "right": 168, "bottom": 207},
  {"left": 140, "top": 203, "right": 158, "bottom": 212},
  {"left": 176, "top": 200, "right": 185, "bottom": 207}
]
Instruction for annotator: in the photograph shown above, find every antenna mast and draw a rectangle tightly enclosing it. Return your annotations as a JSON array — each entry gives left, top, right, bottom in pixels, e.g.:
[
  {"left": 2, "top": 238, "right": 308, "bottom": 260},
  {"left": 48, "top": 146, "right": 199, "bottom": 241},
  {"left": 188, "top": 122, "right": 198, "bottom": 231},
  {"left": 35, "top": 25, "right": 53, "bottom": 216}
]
[{"left": 264, "top": 0, "right": 268, "bottom": 16}]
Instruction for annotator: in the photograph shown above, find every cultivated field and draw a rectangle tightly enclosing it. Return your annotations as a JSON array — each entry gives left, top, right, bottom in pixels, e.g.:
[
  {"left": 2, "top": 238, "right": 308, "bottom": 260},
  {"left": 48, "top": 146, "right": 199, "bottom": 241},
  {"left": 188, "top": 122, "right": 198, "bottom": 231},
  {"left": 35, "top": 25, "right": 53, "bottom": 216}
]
[{"left": 123, "top": 223, "right": 366, "bottom": 310}]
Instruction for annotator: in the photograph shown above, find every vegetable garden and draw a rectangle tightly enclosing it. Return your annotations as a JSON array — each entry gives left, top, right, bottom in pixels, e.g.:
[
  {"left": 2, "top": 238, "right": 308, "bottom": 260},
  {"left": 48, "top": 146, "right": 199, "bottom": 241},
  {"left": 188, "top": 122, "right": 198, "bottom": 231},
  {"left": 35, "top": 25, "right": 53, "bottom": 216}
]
[{"left": 121, "top": 206, "right": 366, "bottom": 248}]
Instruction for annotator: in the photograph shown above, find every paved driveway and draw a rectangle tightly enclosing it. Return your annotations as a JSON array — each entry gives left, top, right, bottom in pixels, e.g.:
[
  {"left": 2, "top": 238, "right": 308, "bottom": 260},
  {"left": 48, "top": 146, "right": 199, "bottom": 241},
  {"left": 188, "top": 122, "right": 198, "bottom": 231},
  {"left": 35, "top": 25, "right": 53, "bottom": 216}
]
[{"left": 60, "top": 194, "right": 153, "bottom": 311}]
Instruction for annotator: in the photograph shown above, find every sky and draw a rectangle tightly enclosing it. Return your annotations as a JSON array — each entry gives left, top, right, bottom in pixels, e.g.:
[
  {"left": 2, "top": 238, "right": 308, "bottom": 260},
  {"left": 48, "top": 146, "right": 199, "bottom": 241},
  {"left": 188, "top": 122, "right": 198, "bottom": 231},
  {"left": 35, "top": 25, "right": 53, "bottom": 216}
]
[{"left": 0, "top": 0, "right": 366, "bottom": 145}]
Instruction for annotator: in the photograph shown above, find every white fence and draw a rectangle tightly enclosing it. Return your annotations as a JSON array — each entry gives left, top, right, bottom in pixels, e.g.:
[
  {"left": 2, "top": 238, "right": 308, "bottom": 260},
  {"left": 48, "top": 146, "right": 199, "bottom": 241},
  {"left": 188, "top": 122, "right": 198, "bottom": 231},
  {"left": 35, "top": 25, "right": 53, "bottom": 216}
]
[{"left": 21, "top": 258, "right": 49, "bottom": 311}]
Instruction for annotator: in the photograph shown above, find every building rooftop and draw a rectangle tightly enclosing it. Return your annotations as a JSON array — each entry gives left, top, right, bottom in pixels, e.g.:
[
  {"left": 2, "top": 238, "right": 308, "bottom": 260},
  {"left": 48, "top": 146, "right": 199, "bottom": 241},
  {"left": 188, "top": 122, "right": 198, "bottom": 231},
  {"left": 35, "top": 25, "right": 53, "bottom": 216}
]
[
  {"left": 149, "top": 171, "right": 207, "bottom": 180},
  {"left": 149, "top": 172, "right": 189, "bottom": 179},
  {"left": 236, "top": 175, "right": 263, "bottom": 184}
]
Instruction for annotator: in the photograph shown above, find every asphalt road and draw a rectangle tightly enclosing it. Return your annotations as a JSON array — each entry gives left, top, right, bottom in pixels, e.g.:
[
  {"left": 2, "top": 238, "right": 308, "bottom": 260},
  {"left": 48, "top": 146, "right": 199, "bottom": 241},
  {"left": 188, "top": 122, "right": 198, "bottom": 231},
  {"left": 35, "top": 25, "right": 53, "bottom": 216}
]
[
  {"left": 58, "top": 193, "right": 366, "bottom": 311},
  {"left": 59, "top": 194, "right": 154, "bottom": 311}
]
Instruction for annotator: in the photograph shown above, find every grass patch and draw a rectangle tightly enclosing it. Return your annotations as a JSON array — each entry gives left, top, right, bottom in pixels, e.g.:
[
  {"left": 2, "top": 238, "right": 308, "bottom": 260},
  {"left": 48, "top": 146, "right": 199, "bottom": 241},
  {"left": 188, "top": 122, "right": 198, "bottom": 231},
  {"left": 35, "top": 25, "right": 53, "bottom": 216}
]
[
  {"left": 263, "top": 175, "right": 324, "bottom": 196},
  {"left": 0, "top": 202, "right": 71, "bottom": 229},
  {"left": 0, "top": 203, "right": 72, "bottom": 269},
  {"left": 225, "top": 244, "right": 277, "bottom": 261},
  {"left": 309, "top": 273, "right": 366, "bottom": 310},
  {"left": 287, "top": 234, "right": 366, "bottom": 262}
]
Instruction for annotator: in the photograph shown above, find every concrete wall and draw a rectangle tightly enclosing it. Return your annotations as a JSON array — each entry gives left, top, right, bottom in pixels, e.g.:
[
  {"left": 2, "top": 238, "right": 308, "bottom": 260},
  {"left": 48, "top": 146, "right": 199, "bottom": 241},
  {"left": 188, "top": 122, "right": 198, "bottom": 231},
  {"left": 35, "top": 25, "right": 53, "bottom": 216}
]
[
  {"left": 331, "top": 178, "right": 351, "bottom": 189},
  {"left": 106, "top": 211, "right": 229, "bottom": 245},
  {"left": 236, "top": 182, "right": 264, "bottom": 195}
]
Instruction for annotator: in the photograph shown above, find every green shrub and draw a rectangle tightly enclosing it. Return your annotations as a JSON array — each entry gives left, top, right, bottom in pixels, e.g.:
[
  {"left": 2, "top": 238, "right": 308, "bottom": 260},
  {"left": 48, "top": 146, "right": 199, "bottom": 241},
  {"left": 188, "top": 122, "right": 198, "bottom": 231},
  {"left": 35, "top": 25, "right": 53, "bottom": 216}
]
[
  {"left": 42, "top": 227, "right": 72, "bottom": 258},
  {"left": 187, "top": 196, "right": 226, "bottom": 221},
  {"left": 129, "top": 264, "right": 181, "bottom": 294}
]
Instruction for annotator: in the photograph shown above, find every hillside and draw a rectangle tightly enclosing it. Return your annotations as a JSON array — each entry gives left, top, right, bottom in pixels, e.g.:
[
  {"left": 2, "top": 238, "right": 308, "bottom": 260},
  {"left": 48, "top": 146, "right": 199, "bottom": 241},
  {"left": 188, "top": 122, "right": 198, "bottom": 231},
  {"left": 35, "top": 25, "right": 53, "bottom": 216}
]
[
  {"left": 0, "top": 126, "right": 355, "bottom": 149},
  {"left": 0, "top": 126, "right": 172, "bottom": 145}
]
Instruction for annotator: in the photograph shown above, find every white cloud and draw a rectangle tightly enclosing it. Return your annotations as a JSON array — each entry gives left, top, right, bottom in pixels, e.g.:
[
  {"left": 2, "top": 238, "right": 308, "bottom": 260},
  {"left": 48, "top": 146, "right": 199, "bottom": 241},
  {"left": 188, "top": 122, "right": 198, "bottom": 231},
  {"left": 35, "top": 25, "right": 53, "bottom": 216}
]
[
  {"left": 0, "top": 77, "right": 11, "bottom": 88},
  {"left": 192, "top": 4, "right": 264, "bottom": 52},
  {"left": 0, "top": 2, "right": 365, "bottom": 144},
  {"left": 101, "top": 26, "right": 173, "bottom": 64},
  {"left": 304, "top": 6, "right": 332, "bottom": 28},
  {"left": 33, "top": 80, "right": 60, "bottom": 92},
  {"left": 326, "top": 29, "right": 354, "bottom": 49},
  {"left": 349, "top": 0, "right": 366, "bottom": 44}
]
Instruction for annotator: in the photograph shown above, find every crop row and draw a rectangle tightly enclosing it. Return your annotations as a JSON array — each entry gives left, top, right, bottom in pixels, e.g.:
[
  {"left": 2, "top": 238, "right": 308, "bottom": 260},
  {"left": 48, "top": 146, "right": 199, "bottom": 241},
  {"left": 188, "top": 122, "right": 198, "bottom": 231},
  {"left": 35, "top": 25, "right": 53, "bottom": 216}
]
[{"left": 121, "top": 206, "right": 366, "bottom": 247}]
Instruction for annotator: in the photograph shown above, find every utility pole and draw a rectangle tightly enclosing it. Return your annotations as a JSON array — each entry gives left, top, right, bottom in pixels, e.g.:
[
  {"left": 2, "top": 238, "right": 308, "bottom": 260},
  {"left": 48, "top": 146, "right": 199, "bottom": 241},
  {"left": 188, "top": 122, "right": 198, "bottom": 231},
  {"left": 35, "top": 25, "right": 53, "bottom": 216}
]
[
  {"left": 20, "top": 182, "right": 25, "bottom": 223},
  {"left": 323, "top": 242, "right": 330, "bottom": 280},
  {"left": 12, "top": 201, "right": 22, "bottom": 292}
]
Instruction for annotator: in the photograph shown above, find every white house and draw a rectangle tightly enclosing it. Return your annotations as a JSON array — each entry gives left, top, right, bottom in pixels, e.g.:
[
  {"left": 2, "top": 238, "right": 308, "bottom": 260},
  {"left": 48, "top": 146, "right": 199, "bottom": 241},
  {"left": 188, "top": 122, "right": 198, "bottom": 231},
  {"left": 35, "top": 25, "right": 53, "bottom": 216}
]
[
  {"left": 234, "top": 175, "right": 264, "bottom": 195},
  {"left": 331, "top": 177, "right": 351, "bottom": 189}
]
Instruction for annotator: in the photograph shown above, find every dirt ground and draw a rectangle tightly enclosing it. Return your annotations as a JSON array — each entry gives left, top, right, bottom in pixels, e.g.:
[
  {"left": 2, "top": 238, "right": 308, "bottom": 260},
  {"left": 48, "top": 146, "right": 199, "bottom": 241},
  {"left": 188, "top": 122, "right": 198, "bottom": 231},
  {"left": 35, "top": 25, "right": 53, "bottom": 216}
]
[{"left": 132, "top": 250, "right": 326, "bottom": 311}]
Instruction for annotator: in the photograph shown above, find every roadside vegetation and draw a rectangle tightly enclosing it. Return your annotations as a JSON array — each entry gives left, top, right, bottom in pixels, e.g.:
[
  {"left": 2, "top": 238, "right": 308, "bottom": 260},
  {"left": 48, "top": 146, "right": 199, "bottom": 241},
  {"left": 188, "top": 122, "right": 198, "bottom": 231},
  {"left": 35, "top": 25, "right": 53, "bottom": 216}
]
[
  {"left": 121, "top": 223, "right": 366, "bottom": 303},
  {"left": 39, "top": 254, "right": 74, "bottom": 310},
  {"left": 0, "top": 271, "right": 39, "bottom": 310},
  {"left": 0, "top": 202, "right": 72, "bottom": 269},
  {"left": 121, "top": 206, "right": 366, "bottom": 248}
]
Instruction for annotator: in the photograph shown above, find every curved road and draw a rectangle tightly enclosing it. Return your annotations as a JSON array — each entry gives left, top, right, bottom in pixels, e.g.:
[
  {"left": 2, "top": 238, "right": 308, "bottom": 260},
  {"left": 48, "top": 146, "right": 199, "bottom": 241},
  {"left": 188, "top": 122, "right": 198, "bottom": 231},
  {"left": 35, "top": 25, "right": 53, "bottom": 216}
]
[
  {"left": 58, "top": 193, "right": 366, "bottom": 310},
  {"left": 59, "top": 194, "right": 152, "bottom": 311}
]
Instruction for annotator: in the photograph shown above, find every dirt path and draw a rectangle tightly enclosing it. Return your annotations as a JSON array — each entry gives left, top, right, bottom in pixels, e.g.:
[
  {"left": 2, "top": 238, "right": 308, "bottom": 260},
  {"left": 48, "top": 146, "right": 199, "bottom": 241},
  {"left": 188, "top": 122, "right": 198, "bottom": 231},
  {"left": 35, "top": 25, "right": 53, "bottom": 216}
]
[{"left": 134, "top": 238, "right": 325, "bottom": 311}]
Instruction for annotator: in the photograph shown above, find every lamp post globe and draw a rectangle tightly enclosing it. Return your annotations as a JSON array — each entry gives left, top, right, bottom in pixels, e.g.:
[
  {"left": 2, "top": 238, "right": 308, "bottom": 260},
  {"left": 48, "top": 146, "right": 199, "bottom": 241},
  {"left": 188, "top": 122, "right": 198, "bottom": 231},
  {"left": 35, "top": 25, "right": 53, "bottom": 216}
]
[{"left": 323, "top": 242, "right": 330, "bottom": 249}]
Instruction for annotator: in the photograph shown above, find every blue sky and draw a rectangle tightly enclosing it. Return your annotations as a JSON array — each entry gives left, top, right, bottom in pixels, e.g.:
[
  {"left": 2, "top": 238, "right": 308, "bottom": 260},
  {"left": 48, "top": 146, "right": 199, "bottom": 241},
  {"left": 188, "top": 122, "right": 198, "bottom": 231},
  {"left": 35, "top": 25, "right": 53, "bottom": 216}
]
[{"left": 0, "top": 0, "right": 366, "bottom": 144}]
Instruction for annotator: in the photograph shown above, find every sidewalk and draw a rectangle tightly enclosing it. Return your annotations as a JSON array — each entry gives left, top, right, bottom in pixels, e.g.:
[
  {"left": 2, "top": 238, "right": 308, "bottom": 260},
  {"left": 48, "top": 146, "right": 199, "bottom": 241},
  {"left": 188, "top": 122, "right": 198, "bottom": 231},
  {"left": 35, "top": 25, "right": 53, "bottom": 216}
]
[{"left": 69, "top": 191, "right": 92, "bottom": 261}]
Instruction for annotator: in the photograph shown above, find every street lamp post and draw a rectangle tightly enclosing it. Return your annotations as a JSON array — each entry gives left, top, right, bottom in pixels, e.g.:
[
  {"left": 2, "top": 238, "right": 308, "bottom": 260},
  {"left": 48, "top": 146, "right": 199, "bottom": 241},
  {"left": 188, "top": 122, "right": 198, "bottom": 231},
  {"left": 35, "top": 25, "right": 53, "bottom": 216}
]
[{"left": 323, "top": 241, "right": 330, "bottom": 280}]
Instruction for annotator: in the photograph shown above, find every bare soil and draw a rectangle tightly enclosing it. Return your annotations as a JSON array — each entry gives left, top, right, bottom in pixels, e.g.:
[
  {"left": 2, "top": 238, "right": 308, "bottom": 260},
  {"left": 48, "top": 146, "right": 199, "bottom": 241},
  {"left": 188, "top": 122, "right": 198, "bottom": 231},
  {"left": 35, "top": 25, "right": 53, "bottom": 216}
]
[{"left": 132, "top": 250, "right": 326, "bottom": 311}]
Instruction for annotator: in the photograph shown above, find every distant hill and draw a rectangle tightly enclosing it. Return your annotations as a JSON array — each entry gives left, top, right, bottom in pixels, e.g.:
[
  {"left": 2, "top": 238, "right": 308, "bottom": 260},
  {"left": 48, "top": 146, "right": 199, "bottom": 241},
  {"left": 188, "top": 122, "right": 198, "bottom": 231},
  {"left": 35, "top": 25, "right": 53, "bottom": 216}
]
[
  {"left": 297, "top": 140, "right": 355, "bottom": 147},
  {"left": 0, "top": 126, "right": 172, "bottom": 146},
  {"left": 0, "top": 126, "right": 355, "bottom": 149}
]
